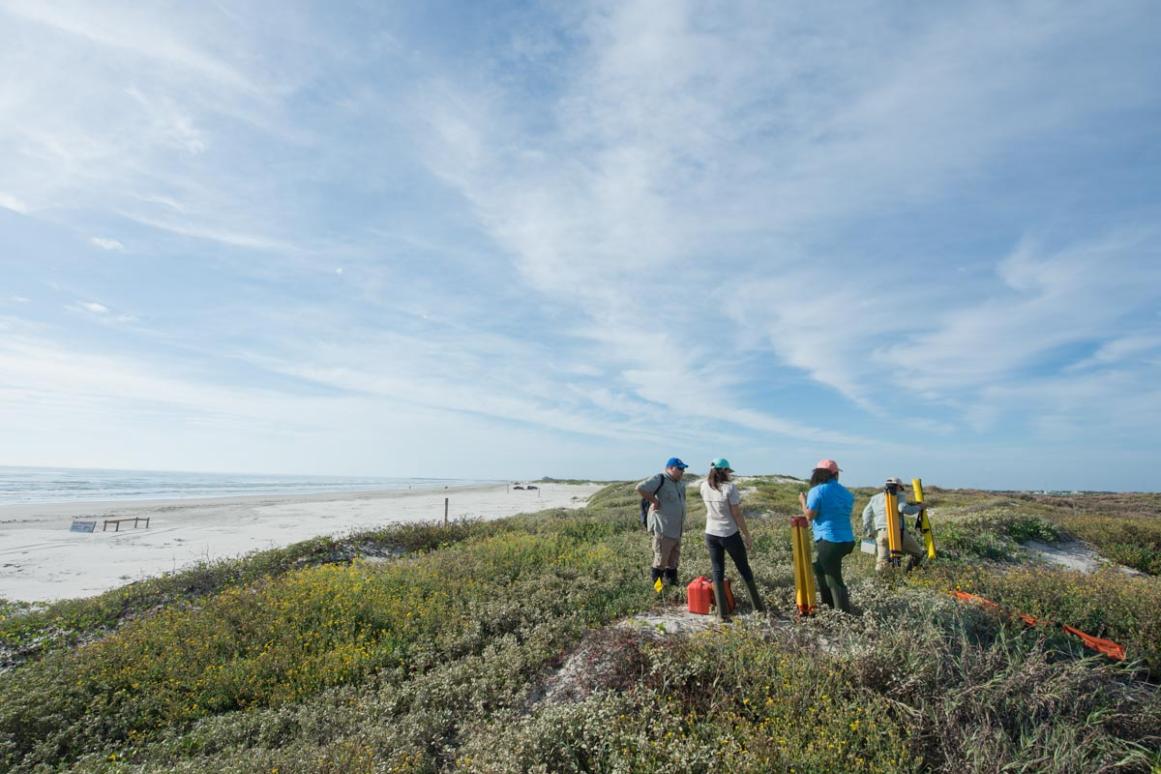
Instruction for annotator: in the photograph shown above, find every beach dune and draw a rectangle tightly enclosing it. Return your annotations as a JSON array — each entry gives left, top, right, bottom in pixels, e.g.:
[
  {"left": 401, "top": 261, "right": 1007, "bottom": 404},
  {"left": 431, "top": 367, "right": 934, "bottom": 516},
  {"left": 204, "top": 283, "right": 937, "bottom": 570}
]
[{"left": 0, "top": 482, "right": 603, "bottom": 602}]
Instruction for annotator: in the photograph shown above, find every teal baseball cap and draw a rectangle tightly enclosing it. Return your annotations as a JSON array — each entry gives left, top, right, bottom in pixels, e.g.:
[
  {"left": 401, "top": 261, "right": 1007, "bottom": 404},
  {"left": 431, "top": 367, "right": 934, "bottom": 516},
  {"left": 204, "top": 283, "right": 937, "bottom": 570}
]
[{"left": 711, "top": 457, "right": 732, "bottom": 471}]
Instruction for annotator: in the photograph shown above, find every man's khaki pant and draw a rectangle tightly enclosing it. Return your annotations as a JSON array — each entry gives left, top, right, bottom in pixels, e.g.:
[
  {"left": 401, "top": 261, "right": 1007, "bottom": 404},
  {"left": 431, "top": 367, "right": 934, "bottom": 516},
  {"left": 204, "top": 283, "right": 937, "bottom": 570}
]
[
  {"left": 652, "top": 533, "right": 682, "bottom": 570},
  {"left": 875, "top": 529, "right": 925, "bottom": 571}
]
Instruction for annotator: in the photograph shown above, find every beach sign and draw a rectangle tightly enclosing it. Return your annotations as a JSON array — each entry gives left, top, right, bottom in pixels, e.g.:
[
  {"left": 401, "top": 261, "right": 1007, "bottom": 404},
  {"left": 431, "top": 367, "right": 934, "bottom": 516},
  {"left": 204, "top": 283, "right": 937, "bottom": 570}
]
[{"left": 70, "top": 520, "right": 97, "bottom": 533}]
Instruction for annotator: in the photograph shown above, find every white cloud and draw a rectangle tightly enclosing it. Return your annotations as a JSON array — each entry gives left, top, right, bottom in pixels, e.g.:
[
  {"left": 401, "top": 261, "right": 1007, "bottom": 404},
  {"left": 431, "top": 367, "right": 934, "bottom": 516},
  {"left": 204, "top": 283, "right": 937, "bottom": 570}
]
[
  {"left": 0, "top": 0, "right": 260, "bottom": 93},
  {"left": 123, "top": 214, "right": 296, "bottom": 252},
  {"left": 888, "top": 231, "right": 1161, "bottom": 393},
  {"left": 405, "top": 0, "right": 1161, "bottom": 456},
  {"left": 67, "top": 301, "right": 143, "bottom": 326},
  {"left": 409, "top": 4, "right": 902, "bottom": 416},
  {"left": 89, "top": 237, "right": 124, "bottom": 251},
  {"left": 0, "top": 1, "right": 315, "bottom": 261},
  {"left": 975, "top": 368, "right": 1161, "bottom": 439},
  {"left": 1066, "top": 335, "right": 1161, "bottom": 372},
  {"left": 0, "top": 192, "right": 28, "bottom": 213},
  {"left": 0, "top": 330, "right": 691, "bottom": 478},
  {"left": 729, "top": 271, "right": 899, "bottom": 411},
  {"left": 240, "top": 325, "right": 677, "bottom": 445},
  {"left": 125, "top": 87, "right": 209, "bottom": 155}
]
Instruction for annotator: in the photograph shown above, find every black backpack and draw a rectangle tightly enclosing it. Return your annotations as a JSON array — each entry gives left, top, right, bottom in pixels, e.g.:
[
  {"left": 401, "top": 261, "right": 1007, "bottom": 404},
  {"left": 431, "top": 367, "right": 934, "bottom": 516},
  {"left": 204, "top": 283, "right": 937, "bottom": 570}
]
[{"left": 639, "top": 477, "right": 665, "bottom": 529}]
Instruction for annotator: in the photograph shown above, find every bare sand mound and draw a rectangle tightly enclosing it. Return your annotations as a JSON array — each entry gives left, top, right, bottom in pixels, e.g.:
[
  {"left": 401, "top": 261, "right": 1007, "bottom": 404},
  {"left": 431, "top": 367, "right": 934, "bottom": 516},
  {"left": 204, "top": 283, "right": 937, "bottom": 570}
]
[{"left": 1023, "top": 539, "right": 1143, "bottom": 576}]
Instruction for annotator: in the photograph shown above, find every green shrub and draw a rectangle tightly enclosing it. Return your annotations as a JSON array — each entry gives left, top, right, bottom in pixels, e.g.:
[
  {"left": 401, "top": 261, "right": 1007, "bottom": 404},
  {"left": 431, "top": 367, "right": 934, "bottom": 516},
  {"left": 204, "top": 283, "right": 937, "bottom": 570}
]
[
  {"left": 1004, "top": 515, "right": 1060, "bottom": 543},
  {"left": 938, "top": 520, "right": 1021, "bottom": 562}
]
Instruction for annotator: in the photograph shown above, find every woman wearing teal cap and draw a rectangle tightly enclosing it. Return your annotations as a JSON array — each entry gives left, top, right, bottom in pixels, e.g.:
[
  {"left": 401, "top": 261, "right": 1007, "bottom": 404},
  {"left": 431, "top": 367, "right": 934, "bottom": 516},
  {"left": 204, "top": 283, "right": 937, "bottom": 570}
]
[{"left": 699, "top": 458, "right": 765, "bottom": 620}]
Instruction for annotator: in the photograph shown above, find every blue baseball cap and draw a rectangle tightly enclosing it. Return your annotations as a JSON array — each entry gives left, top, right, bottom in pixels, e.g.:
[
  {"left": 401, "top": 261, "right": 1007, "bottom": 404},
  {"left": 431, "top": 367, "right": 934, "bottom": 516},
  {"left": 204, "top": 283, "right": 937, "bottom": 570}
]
[{"left": 665, "top": 457, "right": 689, "bottom": 469}]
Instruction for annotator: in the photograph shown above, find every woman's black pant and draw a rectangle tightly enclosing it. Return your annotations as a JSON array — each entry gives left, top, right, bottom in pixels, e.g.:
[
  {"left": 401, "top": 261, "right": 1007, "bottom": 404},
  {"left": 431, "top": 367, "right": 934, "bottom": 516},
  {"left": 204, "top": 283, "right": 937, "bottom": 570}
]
[{"left": 705, "top": 531, "right": 755, "bottom": 583}]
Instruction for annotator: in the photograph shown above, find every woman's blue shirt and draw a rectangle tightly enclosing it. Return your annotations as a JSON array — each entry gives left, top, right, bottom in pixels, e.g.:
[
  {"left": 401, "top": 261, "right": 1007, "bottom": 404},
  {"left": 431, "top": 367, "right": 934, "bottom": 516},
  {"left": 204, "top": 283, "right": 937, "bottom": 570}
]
[{"left": 806, "top": 481, "right": 855, "bottom": 543}]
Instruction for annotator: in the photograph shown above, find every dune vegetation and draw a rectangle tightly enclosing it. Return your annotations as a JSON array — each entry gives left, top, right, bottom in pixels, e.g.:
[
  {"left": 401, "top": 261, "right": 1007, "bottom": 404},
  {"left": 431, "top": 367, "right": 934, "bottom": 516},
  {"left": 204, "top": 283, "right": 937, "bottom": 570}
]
[{"left": 1, "top": 481, "right": 1158, "bottom": 772}]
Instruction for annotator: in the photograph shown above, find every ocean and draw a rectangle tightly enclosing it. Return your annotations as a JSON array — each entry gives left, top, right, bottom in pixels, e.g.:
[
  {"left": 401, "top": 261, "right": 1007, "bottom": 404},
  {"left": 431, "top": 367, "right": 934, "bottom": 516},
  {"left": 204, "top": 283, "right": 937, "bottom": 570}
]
[{"left": 0, "top": 466, "right": 500, "bottom": 505}]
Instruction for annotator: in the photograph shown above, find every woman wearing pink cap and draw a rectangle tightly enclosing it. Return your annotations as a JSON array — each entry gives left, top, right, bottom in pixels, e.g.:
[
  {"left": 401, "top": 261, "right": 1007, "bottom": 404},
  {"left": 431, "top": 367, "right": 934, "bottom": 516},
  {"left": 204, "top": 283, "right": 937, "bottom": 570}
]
[{"left": 797, "top": 458, "right": 856, "bottom": 613}]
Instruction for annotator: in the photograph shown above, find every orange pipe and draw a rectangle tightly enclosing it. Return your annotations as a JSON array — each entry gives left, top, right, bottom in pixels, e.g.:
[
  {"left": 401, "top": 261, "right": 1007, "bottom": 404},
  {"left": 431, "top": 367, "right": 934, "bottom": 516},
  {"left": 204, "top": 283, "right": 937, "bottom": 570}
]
[{"left": 950, "top": 590, "right": 1124, "bottom": 661}]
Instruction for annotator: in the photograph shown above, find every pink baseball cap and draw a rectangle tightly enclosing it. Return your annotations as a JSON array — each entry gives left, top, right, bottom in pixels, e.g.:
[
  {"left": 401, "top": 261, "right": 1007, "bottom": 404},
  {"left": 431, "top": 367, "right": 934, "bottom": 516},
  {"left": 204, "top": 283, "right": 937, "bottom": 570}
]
[{"left": 814, "top": 458, "right": 841, "bottom": 473}]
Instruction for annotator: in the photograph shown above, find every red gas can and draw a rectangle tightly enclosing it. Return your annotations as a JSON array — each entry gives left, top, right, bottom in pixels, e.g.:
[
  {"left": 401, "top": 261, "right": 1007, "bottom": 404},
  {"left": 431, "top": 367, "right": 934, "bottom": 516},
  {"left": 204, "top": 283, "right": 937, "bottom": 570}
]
[
  {"left": 687, "top": 576, "right": 712, "bottom": 614},
  {"left": 687, "top": 576, "right": 736, "bottom": 614},
  {"left": 722, "top": 578, "right": 736, "bottom": 612}
]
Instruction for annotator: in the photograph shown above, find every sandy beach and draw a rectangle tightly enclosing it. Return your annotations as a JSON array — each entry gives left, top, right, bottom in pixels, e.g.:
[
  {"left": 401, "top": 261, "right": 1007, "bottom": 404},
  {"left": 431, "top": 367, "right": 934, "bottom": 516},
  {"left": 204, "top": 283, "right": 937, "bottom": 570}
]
[{"left": 0, "top": 482, "right": 603, "bottom": 602}]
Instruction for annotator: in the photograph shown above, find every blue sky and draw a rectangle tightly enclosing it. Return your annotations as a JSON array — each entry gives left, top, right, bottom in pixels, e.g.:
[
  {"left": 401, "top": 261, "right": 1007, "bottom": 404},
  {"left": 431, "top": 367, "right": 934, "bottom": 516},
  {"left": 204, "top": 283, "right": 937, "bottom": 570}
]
[{"left": 1, "top": 0, "right": 1159, "bottom": 490}]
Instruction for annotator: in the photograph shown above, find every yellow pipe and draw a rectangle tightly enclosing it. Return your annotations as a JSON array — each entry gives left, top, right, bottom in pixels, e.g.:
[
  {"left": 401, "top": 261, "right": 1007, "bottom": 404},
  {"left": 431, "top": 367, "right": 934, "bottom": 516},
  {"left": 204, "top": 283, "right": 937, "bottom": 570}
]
[
  {"left": 791, "top": 516, "right": 816, "bottom": 615},
  {"left": 884, "top": 484, "right": 903, "bottom": 566},
  {"left": 800, "top": 527, "right": 816, "bottom": 614},
  {"left": 912, "top": 478, "right": 937, "bottom": 559}
]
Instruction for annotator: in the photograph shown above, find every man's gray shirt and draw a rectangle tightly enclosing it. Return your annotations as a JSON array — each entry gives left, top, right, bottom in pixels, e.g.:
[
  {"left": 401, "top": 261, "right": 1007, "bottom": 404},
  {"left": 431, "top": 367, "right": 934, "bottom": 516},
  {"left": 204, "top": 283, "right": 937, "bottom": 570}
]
[
  {"left": 862, "top": 491, "right": 923, "bottom": 536},
  {"left": 638, "top": 472, "right": 686, "bottom": 539}
]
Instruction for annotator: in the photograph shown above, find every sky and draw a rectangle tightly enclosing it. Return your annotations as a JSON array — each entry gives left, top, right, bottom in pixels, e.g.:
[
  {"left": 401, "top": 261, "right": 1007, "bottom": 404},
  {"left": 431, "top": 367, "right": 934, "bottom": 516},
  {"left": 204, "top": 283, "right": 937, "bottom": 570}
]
[{"left": 1, "top": 1, "right": 1159, "bottom": 490}]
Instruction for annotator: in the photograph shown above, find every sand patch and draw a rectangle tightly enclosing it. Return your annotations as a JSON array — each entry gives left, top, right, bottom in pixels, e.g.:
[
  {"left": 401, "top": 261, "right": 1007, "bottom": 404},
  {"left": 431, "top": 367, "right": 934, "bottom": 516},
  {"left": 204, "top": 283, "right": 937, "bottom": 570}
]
[
  {"left": 1022, "top": 539, "right": 1143, "bottom": 576},
  {"left": 0, "top": 482, "right": 603, "bottom": 602}
]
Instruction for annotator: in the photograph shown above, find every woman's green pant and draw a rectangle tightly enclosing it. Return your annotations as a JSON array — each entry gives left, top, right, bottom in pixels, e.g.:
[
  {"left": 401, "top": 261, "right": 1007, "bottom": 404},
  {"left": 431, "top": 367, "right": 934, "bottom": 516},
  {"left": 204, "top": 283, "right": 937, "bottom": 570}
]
[{"left": 812, "top": 539, "right": 855, "bottom": 612}]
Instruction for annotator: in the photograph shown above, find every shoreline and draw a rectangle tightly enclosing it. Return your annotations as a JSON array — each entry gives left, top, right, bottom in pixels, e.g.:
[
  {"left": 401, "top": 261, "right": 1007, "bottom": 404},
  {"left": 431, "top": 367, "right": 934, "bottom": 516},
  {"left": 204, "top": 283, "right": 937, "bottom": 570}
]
[
  {"left": 0, "top": 482, "right": 604, "bottom": 603},
  {"left": 0, "top": 480, "right": 513, "bottom": 520}
]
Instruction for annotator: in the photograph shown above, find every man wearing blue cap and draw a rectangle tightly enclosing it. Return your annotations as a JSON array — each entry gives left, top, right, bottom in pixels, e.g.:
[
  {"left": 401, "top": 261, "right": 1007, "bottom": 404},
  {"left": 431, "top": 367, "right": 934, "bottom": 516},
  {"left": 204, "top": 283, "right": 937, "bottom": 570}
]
[{"left": 636, "top": 457, "right": 689, "bottom": 588}]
